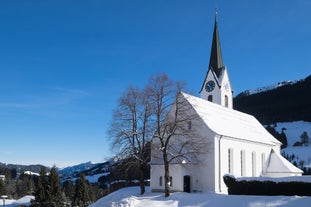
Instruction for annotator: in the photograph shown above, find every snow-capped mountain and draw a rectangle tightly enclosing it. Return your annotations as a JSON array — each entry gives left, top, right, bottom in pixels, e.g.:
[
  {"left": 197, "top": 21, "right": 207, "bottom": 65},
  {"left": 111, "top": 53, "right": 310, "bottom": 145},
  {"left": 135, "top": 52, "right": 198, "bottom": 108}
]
[{"left": 239, "top": 80, "right": 298, "bottom": 96}]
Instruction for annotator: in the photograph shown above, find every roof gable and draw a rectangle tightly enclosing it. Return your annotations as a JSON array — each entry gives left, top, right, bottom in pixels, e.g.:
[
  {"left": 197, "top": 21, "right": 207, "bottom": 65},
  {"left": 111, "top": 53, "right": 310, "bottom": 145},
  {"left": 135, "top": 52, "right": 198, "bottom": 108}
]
[{"left": 181, "top": 92, "right": 281, "bottom": 145}]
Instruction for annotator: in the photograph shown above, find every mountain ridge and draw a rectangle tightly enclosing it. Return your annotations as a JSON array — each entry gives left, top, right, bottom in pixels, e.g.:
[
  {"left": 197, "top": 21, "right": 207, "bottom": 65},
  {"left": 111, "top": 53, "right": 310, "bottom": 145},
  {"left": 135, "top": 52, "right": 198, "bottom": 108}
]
[{"left": 234, "top": 74, "right": 311, "bottom": 124}]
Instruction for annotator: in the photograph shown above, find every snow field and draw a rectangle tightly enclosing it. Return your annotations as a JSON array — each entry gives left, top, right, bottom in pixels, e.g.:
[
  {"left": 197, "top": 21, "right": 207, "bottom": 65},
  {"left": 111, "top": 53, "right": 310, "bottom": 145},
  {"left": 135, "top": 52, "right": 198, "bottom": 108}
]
[{"left": 89, "top": 186, "right": 311, "bottom": 207}]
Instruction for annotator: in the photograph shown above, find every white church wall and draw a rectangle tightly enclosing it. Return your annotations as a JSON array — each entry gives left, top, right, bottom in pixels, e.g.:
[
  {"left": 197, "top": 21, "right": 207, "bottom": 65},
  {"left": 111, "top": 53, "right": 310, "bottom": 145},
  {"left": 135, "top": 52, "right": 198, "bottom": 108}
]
[
  {"left": 192, "top": 118, "right": 217, "bottom": 193},
  {"left": 151, "top": 164, "right": 195, "bottom": 192},
  {"left": 200, "top": 150, "right": 216, "bottom": 192},
  {"left": 150, "top": 102, "right": 214, "bottom": 193},
  {"left": 217, "top": 136, "right": 276, "bottom": 192},
  {"left": 150, "top": 116, "right": 218, "bottom": 193},
  {"left": 194, "top": 143, "right": 216, "bottom": 193},
  {"left": 150, "top": 165, "right": 162, "bottom": 192}
]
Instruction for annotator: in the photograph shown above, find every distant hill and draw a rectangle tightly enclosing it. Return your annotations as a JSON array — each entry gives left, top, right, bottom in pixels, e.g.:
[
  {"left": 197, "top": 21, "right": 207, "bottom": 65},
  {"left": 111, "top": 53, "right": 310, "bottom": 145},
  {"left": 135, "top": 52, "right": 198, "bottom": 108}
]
[
  {"left": 58, "top": 161, "right": 100, "bottom": 177},
  {"left": 59, "top": 160, "right": 113, "bottom": 183},
  {"left": 0, "top": 162, "right": 46, "bottom": 174},
  {"left": 234, "top": 75, "right": 311, "bottom": 124}
]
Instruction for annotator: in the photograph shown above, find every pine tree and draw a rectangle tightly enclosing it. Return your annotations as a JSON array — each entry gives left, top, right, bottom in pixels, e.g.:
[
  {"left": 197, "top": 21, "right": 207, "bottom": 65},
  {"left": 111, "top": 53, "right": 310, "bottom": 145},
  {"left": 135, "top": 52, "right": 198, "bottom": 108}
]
[
  {"left": 31, "top": 166, "right": 49, "bottom": 207},
  {"left": 47, "top": 166, "right": 64, "bottom": 207},
  {"left": 88, "top": 183, "right": 103, "bottom": 203},
  {"left": 0, "top": 179, "right": 6, "bottom": 195},
  {"left": 280, "top": 128, "right": 288, "bottom": 148},
  {"left": 63, "top": 180, "right": 74, "bottom": 206},
  {"left": 300, "top": 131, "right": 309, "bottom": 146},
  {"left": 16, "top": 173, "right": 35, "bottom": 197},
  {"left": 72, "top": 174, "right": 90, "bottom": 207}
]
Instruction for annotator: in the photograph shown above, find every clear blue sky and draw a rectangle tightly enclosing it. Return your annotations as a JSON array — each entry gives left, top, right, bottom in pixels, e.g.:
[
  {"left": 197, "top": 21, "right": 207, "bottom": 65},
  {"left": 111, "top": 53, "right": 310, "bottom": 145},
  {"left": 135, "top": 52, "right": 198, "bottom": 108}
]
[{"left": 1, "top": 0, "right": 310, "bottom": 168}]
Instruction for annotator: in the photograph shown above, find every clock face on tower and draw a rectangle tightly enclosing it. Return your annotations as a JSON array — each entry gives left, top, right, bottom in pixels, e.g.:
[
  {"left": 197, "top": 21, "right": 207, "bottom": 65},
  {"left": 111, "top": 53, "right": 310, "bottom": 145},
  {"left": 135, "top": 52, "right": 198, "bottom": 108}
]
[{"left": 205, "top": 80, "right": 215, "bottom": 92}]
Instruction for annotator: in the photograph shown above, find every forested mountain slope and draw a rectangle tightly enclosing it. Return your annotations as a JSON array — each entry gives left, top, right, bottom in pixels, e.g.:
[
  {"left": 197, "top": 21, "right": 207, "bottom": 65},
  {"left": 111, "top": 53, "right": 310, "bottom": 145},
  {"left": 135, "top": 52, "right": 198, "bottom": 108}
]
[{"left": 234, "top": 75, "right": 311, "bottom": 124}]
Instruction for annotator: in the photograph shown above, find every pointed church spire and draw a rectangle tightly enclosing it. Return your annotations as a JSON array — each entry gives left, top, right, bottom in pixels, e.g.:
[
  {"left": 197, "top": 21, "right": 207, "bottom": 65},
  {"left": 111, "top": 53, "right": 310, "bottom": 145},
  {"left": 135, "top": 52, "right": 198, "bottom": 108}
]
[{"left": 209, "top": 10, "right": 224, "bottom": 78}]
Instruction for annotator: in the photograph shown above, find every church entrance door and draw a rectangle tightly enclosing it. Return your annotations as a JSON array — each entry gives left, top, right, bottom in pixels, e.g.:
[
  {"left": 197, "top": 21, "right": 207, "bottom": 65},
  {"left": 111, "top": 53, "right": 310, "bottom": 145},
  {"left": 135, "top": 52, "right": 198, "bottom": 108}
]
[{"left": 183, "top": 175, "right": 191, "bottom": 193}]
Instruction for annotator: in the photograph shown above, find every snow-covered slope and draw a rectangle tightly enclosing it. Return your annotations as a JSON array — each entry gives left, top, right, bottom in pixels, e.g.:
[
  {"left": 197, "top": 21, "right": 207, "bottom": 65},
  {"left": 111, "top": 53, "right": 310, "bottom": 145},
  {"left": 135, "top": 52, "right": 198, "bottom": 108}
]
[
  {"left": 58, "top": 160, "right": 113, "bottom": 184},
  {"left": 89, "top": 186, "right": 311, "bottom": 207},
  {"left": 274, "top": 121, "right": 311, "bottom": 169},
  {"left": 3, "top": 195, "right": 34, "bottom": 207},
  {"left": 23, "top": 171, "right": 39, "bottom": 176},
  {"left": 275, "top": 121, "right": 311, "bottom": 146}
]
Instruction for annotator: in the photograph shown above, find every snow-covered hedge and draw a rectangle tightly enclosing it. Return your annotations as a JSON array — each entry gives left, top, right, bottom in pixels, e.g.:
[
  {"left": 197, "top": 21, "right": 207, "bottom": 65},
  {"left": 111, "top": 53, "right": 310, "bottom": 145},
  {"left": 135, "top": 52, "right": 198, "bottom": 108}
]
[{"left": 223, "top": 175, "right": 311, "bottom": 196}]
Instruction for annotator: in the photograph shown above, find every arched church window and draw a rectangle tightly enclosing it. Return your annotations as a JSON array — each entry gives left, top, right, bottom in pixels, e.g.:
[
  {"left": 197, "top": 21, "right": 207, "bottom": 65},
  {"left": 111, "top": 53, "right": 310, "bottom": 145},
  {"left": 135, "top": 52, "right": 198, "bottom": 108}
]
[
  {"left": 159, "top": 176, "right": 163, "bottom": 186},
  {"left": 252, "top": 152, "right": 257, "bottom": 176},
  {"left": 228, "top": 148, "right": 233, "bottom": 174},
  {"left": 208, "top": 95, "right": 213, "bottom": 102},
  {"left": 240, "top": 150, "right": 245, "bottom": 176},
  {"left": 225, "top": 95, "right": 228, "bottom": 107},
  {"left": 261, "top": 153, "right": 265, "bottom": 173}
]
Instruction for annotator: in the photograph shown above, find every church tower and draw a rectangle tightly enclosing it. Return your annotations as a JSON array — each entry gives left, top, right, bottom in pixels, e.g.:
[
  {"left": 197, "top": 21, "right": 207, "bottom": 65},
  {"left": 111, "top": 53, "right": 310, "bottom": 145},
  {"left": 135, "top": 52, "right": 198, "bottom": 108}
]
[{"left": 199, "top": 14, "right": 233, "bottom": 108}]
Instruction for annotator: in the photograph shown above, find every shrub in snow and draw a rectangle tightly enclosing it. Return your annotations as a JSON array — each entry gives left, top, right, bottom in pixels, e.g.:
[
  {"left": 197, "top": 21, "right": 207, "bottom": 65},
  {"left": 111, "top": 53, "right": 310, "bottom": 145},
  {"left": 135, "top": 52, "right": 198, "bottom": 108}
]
[{"left": 223, "top": 175, "right": 311, "bottom": 196}]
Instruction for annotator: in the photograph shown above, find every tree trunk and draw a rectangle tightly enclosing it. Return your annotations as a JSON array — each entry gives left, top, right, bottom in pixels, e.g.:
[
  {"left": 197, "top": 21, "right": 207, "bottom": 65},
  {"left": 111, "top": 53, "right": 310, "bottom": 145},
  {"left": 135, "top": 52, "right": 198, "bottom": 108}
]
[
  {"left": 163, "top": 152, "right": 170, "bottom": 197},
  {"left": 139, "top": 162, "right": 145, "bottom": 195}
]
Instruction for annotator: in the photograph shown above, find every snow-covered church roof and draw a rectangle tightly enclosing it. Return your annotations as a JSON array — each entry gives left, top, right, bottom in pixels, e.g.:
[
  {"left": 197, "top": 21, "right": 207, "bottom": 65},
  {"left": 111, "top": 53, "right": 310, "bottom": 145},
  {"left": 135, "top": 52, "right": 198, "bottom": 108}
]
[{"left": 181, "top": 92, "right": 281, "bottom": 146}]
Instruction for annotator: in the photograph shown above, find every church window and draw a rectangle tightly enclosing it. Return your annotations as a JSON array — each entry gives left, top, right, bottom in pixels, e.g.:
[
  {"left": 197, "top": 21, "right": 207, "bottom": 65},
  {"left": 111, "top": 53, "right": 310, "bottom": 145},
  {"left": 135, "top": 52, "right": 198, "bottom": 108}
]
[
  {"left": 159, "top": 176, "right": 163, "bottom": 186},
  {"left": 225, "top": 95, "right": 229, "bottom": 107},
  {"left": 240, "top": 150, "right": 245, "bottom": 176},
  {"left": 170, "top": 176, "right": 173, "bottom": 187},
  {"left": 208, "top": 95, "right": 213, "bottom": 102},
  {"left": 252, "top": 152, "right": 257, "bottom": 176},
  {"left": 228, "top": 148, "right": 233, "bottom": 174},
  {"left": 261, "top": 153, "right": 265, "bottom": 173}
]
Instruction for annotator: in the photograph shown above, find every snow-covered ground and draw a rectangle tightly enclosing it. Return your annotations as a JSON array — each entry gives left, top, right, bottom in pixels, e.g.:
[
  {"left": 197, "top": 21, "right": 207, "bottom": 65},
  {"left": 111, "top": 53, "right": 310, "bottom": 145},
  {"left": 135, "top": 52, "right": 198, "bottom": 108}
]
[
  {"left": 2, "top": 196, "right": 34, "bottom": 207},
  {"left": 89, "top": 186, "right": 311, "bottom": 207}
]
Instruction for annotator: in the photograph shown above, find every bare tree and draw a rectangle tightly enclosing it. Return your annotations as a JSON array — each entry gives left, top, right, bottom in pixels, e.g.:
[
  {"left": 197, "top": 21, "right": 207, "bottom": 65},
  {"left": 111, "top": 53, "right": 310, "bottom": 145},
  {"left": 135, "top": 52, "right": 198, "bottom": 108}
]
[
  {"left": 109, "top": 85, "right": 152, "bottom": 194},
  {"left": 109, "top": 73, "right": 205, "bottom": 197},
  {"left": 148, "top": 73, "right": 206, "bottom": 197}
]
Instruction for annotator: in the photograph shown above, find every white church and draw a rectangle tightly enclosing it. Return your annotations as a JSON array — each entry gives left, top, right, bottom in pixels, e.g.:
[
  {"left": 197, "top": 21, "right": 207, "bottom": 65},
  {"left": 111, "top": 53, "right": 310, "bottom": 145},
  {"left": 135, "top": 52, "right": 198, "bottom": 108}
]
[{"left": 150, "top": 16, "right": 302, "bottom": 194}]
